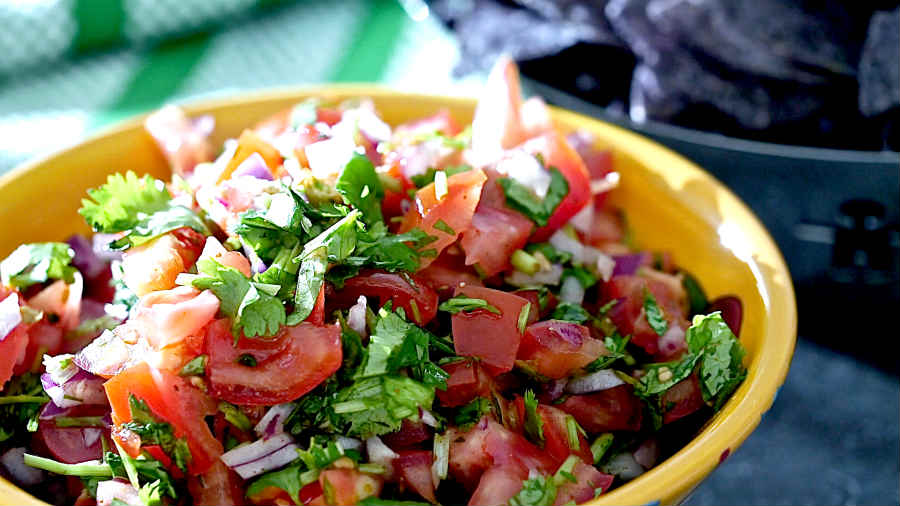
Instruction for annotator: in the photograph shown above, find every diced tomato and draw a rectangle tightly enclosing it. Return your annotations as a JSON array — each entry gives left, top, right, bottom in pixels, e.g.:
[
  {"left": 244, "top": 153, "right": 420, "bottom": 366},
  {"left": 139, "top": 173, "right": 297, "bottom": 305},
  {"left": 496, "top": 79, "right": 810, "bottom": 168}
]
[
  {"left": 513, "top": 400, "right": 593, "bottom": 468},
  {"left": 603, "top": 274, "right": 688, "bottom": 356},
  {"left": 556, "top": 385, "right": 643, "bottom": 433},
  {"left": 662, "top": 373, "right": 706, "bottom": 424},
  {"left": 381, "top": 418, "right": 432, "bottom": 450},
  {"left": 554, "top": 461, "right": 614, "bottom": 505},
  {"left": 111, "top": 425, "right": 141, "bottom": 458},
  {"left": 104, "top": 362, "right": 222, "bottom": 473},
  {"left": 120, "top": 227, "right": 205, "bottom": 297},
  {"left": 393, "top": 450, "right": 437, "bottom": 504},
  {"left": 451, "top": 286, "right": 529, "bottom": 375},
  {"left": 417, "top": 251, "right": 483, "bottom": 300},
  {"left": 306, "top": 285, "right": 325, "bottom": 326},
  {"left": 329, "top": 269, "right": 438, "bottom": 327},
  {"left": 0, "top": 320, "right": 29, "bottom": 386},
  {"left": 205, "top": 319, "right": 341, "bottom": 405},
  {"left": 300, "top": 482, "right": 324, "bottom": 505},
  {"left": 187, "top": 460, "right": 246, "bottom": 506},
  {"left": 517, "top": 133, "right": 592, "bottom": 241},
  {"left": 518, "top": 321, "right": 605, "bottom": 379},
  {"left": 435, "top": 359, "right": 495, "bottom": 408},
  {"left": 316, "top": 468, "right": 382, "bottom": 506},
  {"left": 219, "top": 129, "right": 281, "bottom": 183},
  {"left": 395, "top": 109, "right": 462, "bottom": 138},
  {"left": 708, "top": 296, "right": 743, "bottom": 337},
  {"left": 379, "top": 162, "right": 417, "bottom": 221},
  {"left": 460, "top": 205, "right": 533, "bottom": 277},
  {"left": 130, "top": 286, "right": 219, "bottom": 351},
  {"left": 14, "top": 320, "right": 64, "bottom": 376},
  {"left": 34, "top": 405, "right": 109, "bottom": 464},
  {"left": 468, "top": 464, "right": 527, "bottom": 506},
  {"left": 27, "top": 277, "right": 82, "bottom": 332},
  {"left": 398, "top": 169, "right": 487, "bottom": 269}
]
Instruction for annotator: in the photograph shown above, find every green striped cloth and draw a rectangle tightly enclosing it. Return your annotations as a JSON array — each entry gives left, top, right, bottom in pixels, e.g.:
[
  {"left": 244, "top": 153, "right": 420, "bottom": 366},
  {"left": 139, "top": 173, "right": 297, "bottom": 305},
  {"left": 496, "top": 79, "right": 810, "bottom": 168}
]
[{"left": 0, "top": 0, "right": 481, "bottom": 174}]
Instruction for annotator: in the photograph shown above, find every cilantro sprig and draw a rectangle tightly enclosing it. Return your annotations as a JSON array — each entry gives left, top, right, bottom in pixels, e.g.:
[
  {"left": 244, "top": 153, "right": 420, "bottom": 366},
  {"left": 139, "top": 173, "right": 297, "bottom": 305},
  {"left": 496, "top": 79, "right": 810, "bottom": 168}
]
[
  {"left": 499, "top": 166, "right": 569, "bottom": 227},
  {"left": 120, "top": 396, "right": 192, "bottom": 472},
  {"left": 1, "top": 242, "right": 76, "bottom": 289}
]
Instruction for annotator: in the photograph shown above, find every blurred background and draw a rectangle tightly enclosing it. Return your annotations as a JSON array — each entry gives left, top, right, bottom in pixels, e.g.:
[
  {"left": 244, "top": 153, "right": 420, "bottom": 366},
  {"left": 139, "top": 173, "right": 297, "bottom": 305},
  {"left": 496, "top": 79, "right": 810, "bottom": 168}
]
[{"left": 0, "top": 0, "right": 897, "bottom": 504}]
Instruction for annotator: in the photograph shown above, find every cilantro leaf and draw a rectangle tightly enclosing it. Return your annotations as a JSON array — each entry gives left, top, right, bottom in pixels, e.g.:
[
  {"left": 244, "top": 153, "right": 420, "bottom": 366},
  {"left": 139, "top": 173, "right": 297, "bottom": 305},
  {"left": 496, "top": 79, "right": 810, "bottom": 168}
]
[
  {"left": 120, "top": 396, "right": 192, "bottom": 473},
  {"left": 79, "top": 172, "right": 172, "bottom": 233},
  {"left": 108, "top": 205, "right": 209, "bottom": 250},
  {"left": 0, "top": 373, "right": 47, "bottom": 442},
  {"left": 247, "top": 464, "right": 305, "bottom": 503},
  {"left": 523, "top": 389, "right": 545, "bottom": 447},
  {"left": 643, "top": 291, "right": 669, "bottom": 337},
  {"left": 551, "top": 302, "right": 591, "bottom": 324},
  {"left": 104, "top": 452, "right": 178, "bottom": 500},
  {"left": 584, "top": 333, "right": 630, "bottom": 371},
  {"left": 1, "top": 242, "right": 76, "bottom": 289},
  {"left": 332, "top": 376, "right": 435, "bottom": 439},
  {"left": 438, "top": 295, "right": 500, "bottom": 315},
  {"left": 509, "top": 475, "right": 557, "bottom": 506},
  {"left": 525, "top": 242, "right": 572, "bottom": 264},
  {"left": 499, "top": 167, "right": 568, "bottom": 227},
  {"left": 680, "top": 271, "right": 708, "bottom": 316},
  {"left": 289, "top": 247, "right": 327, "bottom": 326},
  {"left": 178, "top": 355, "right": 207, "bottom": 376},
  {"left": 686, "top": 312, "right": 747, "bottom": 408},
  {"left": 336, "top": 154, "right": 384, "bottom": 225},
  {"left": 360, "top": 308, "right": 448, "bottom": 389},
  {"left": 453, "top": 397, "right": 494, "bottom": 429},
  {"left": 562, "top": 266, "right": 597, "bottom": 289},
  {"left": 192, "top": 257, "right": 286, "bottom": 338}
]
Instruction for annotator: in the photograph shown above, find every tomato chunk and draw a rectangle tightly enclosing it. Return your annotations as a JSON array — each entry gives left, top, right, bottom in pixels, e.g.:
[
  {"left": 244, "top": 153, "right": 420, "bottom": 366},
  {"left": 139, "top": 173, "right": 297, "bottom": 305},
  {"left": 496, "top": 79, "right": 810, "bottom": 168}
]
[
  {"left": 451, "top": 286, "right": 530, "bottom": 375},
  {"left": 398, "top": 169, "right": 487, "bottom": 269},
  {"left": 316, "top": 468, "right": 382, "bottom": 506},
  {"left": 556, "top": 385, "right": 643, "bottom": 433},
  {"left": 187, "top": 460, "right": 246, "bottom": 506},
  {"left": 382, "top": 418, "right": 432, "bottom": 450},
  {"left": 393, "top": 450, "right": 437, "bottom": 504},
  {"left": 460, "top": 205, "right": 533, "bottom": 277},
  {"left": 603, "top": 274, "right": 688, "bottom": 356},
  {"left": 662, "top": 373, "right": 706, "bottom": 424},
  {"left": 518, "top": 321, "right": 605, "bottom": 379},
  {"left": 330, "top": 269, "right": 438, "bottom": 327},
  {"left": 554, "top": 460, "right": 614, "bottom": 505},
  {"left": 104, "top": 362, "right": 221, "bottom": 473},
  {"left": 219, "top": 129, "right": 281, "bottom": 183},
  {"left": 536, "top": 403, "right": 593, "bottom": 468},
  {"left": 468, "top": 464, "right": 527, "bottom": 506},
  {"left": 435, "top": 359, "right": 495, "bottom": 408},
  {"left": 205, "top": 319, "right": 342, "bottom": 405},
  {"left": 417, "top": 251, "right": 483, "bottom": 300}
]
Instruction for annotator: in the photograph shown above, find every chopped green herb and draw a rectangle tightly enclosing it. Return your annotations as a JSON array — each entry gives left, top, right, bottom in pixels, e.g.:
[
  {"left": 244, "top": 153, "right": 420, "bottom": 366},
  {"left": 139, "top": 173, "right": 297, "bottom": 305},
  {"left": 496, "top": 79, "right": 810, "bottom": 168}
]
[
  {"left": 179, "top": 355, "right": 207, "bottom": 376},
  {"left": 643, "top": 290, "right": 669, "bottom": 337},
  {"left": 218, "top": 402, "right": 252, "bottom": 432},
  {"left": 681, "top": 271, "right": 708, "bottom": 316},
  {"left": 551, "top": 302, "right": 591, "bottom": 324},
  {"left": 511, "top": 249, "right": 541, "bottom": 274},
  {"left": 438, "top": 295, "right": 500, "bottom": 315},
  {"left": 522, "top": 389, "right": 544, "bottom": 447},
  {"left": 1, "top": 242, "right": 76, "bottom": 289},
  {"left": 590, "top": 433, "right": 615, "bottom": 464},
  {"left": 562, "top": 266, "right": 597, "bottom": 289},
  {"left": 409, "top": 164, "right": 471, "bottom": 188},
  {"left": 336, "top": 154, "right": 384, "bottom": 225},
  {"left": 433, "top": 219, "right": 455, "bottom": 235},
  {"left": 518, "top": 302, "right": 532, "bottom": 334},
  {"left": 237, "top": 354, "right": 258, "bottom": 367},
  {"left": 499, "top": 166, "right": 568, "bottom": 227}
]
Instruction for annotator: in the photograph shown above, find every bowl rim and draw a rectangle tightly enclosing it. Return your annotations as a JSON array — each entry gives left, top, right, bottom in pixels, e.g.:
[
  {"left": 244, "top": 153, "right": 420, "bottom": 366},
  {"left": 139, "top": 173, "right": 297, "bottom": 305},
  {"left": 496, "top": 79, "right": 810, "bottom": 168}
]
[{"left": 0, "top": 84, "right": 797, "bottom": 506}]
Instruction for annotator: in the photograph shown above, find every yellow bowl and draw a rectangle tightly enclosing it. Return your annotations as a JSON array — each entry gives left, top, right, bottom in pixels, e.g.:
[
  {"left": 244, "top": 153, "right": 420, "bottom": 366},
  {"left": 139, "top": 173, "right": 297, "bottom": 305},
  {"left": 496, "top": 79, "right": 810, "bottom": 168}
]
[{"left": 0, "top": 86, "right": 796, "bottom": 506}]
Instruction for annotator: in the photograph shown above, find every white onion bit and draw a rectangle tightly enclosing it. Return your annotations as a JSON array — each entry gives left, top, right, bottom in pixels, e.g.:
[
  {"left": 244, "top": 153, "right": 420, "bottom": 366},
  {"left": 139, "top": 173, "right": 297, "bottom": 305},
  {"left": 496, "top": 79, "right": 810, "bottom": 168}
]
[
  {"left": 565, "top": 369, "right": 625, "bottom": 395},
  {"left": 336, "top": 436, "right": 363, "bottom": 452},
  {"left": 506, "top": 263, "right": 564, "bottom": 287},
  {"left": 366, "top": 436, "right": 398, "bottom": 477},
  {"left": 221, "top": 433, "right": 295, "bottom": 471},
  {"left": 0, "top": 293, "right": 22, "bottom": 342},
  {"left": 96, "top": 479, "right": 141, "bottom": 506},
  {"left": 348, "top": 296, "right": 368, "bottom": 337},
  {"left": 253, "top": 403, "right": 295, "bottom": 439},
  {"left": 549, "top": 229, "right": 585, "bottom": 264},
  {"left": 559, "top": 276, "right": 586, "bottom": 304},
  {"left": 420, "top": 408, "right": 438, "bottom": 428}
]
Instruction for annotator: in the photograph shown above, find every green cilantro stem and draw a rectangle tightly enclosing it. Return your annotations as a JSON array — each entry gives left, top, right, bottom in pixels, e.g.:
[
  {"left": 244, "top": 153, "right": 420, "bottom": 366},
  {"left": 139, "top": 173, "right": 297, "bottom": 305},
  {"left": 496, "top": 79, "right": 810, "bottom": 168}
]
[
  {"left": 113, "top": 438, "right": 141, "bottom": 490},
  {"left": 55, "top": 416, "right": 108, "bottom": 428},
  {"left": 0, "top": 395, "right": 49, "bottom": 405},
  {"left": 590, "top": 433, "right": 614, "bottom": 464},
  {"left": 23, "top": 454, "right": 112, "bottom": 477},
  {"left": 511, "top": 249, "right": 540, "bottom": 275}
]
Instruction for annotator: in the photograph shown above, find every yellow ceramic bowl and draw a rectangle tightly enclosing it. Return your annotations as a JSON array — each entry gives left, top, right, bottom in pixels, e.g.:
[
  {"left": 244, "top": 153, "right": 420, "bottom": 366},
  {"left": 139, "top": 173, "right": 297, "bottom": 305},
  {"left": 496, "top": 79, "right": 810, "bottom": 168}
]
[{"left": 0, "top": 87, "right": 796, "bottom": 506}]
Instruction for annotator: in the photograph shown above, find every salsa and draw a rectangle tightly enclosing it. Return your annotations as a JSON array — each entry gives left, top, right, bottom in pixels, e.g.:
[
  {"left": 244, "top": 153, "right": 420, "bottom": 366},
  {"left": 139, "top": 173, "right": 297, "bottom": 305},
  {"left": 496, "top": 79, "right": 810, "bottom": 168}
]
[{"left": 0, "top": 58, "right": 747, "bottom": 506}]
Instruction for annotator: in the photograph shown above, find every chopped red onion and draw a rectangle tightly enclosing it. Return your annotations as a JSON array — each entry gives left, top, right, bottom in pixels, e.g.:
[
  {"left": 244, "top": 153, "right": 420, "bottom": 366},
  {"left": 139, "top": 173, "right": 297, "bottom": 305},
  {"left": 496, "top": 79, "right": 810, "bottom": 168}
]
[
  {"left": 96, "top": 479, "right": 140, "bottom": 506},
  {"left": 67, "top": 235, "right": 107, "bottom": 279},
  {"left": 612, "top": 253, "right": 652, "bottom": 277},
  {"left": 565, "top": 370, "right": 625, "bottom": 395},
  {"left": 221, "top": 433, "right": 299, "bottom": 479},
  {"left": 253, "top": 403, "right": 294, "bottom": 439},
  {"left": 43, "top": 354, "right": 79, "bottom": 386},
  {"left": 0, "top": 293, "right": 22, "bottom": 342},
  {"left": 348, "top": 296, "right": 368, "bottom": 337},
  {"left": 336, "top": 436, "right": 363, "bottom": 452},
  {"left": 419, "top": 408, "right": 438, "bottom": 428},
  {"left": 230, "top": 443, "right": 299, "bottom": 479},
  {"left": 633, "top": 438, "right": 659, "bottom": 469},
  {"left": 41, "top": 369, "right": 106, "bottom": 408},
  {"left": 2, "top": 447, "right": 44, "bottom": 486},
  {"left": 232, "top": 152, "right": 273, "bottom": 181},
  {"left": 39, "top": 402, "right": 72, "bottom": 420},
  {"left": 83, "top": 428, "right": 103, "bottom": 447},
  {"left": 75, "top": 329, "right": 149, "bottom": 377},
  {"left": 91, "top": 234, "right": 123, "bottom": 262},
  {"left": 657, "top": 325, "right": 687, "bottom": 357},
  {"left": 366, "top": 436, "right": 398, "bottom": 475}
]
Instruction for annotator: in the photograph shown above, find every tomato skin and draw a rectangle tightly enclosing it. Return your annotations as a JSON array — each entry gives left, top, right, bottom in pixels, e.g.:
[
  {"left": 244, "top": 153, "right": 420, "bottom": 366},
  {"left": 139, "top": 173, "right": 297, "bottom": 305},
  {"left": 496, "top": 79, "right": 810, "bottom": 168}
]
[
  {"left": 554, "top": 461, "right": 614, "bottom": 505},
  {"left": 306, "top": 285, "right": 325, "bottom": 326},
  {"left": 435, "top": 359, "right": 495, "bottom": 408},
  {"left": 556, "top": 385, "right": 643, "bottom": 433},
  {"left": 205, "top": 319, "right": 342, "bottom": 405},
  {"left": 468, "top": 464, "right": 527, "bottom": 506},
  {"left": 393, "top": 450, "right": 437, "bottom": 504},
  {"left": 330, "top": 270, "right": 438, "bottom": 327},
  {"left": 451, "top": 286, "right": 530, "bottom": 375},
  {"left": 460, "top": 204, "right": 533, "bottom": 277},
  {"left": 513, "top": 399, "right": 593, "bottom": 468},
  {"left": 417, "top": 251, "right": 483, "bottom": 300},
  {"left": 603, "top": 274, "right": 688, "bottom": 356},
  {"left": 121, "top": 227, "right": 205, "bottom": 297},
  {"left": 34, "top": 405, "right": 109, "bottom": 464},
  {"left": 14, "top": 320, "right": 64, "bottom": 376},
  {"left": 381, "top": 418, "right": 432, "bottom": 450},
  {"left": 662, "top": 373, "right": 706, "bottom": 424},
  {"left": 517, "top": 133, "right": 591, "bottom": 242},
  {"left": 398, "top": 169, "right": 487, "bottom": 269},
  {"left": 317, "top": 468, "right": 383, "bottom": 506},
  {"left": 104, "top": 362, "right": 222, "bottom": 473},
  {"left": 187, "top": 460, "right": 246, "bottom": 506},
  {"left": 518, "top": 321, "right": 605, "bottom": 380}
]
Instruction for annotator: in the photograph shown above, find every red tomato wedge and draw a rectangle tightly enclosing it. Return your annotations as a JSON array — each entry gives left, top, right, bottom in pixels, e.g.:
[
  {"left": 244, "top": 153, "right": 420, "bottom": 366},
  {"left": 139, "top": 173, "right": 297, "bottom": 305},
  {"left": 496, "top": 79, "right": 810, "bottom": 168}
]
[
  {"left": 451, "top": 286, "right": 530, "bottom": 375},
  {"left": 435, "top": 359, "right": 496, "bottom": 408},
  {"left": 661, "top": 373, "right": 706, "bottom": 424},
  {"left": 316, "top": 468, "right": 383, "bottom": 506},
  {"left": 187, "top": 460, "right": 246, "bottom": 506},
  {"left": 513, "top": 399, "right": 593, "bottom": 468},
  {"left": 554, "top": 461, "right": 615, "bottom": 505},
  {"left": 330, "top": 269, "right": 439, "bottom": 327},
  {"left": 460, "top": 204, "right": 533, "bottom": 277},
  {"left": 398, "top": 169, "right": 487, "bottom": 269},
  {"left": 417, "top": 251, "right": 484, "bottom": 300},
  {"left": 468, "top": 464, "right": 528, "bottom": 506},
  {"left": 104, "top": 362, "right": 222, "bottom": 473},
  {"left": 14, "top": 321, "right": 64, "bottom": 376},
  {"left": 393, "top": 450, "right": 438, "bottom": 504},
  {"left": 205, "top": 319, "right": 341, "bottom": 405},
  {"left": 518, "top": 320, "right": 605, "bottom": 379},
  {"left": 517, "top": 133, "right": 592, "bottom": 241},
  {"left": 556, "top": 385, "right": 643, "bottom": 433},
  {"left": 603, "top": 274, "right": 688, "bottom": 356}
]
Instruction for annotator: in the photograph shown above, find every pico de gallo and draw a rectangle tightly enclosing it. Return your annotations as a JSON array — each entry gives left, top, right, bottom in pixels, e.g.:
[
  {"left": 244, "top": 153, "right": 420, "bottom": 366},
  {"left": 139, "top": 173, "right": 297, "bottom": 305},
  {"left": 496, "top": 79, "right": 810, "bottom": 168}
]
[{"left": 0, "top": 58, "right": 747, "bottom": 506}]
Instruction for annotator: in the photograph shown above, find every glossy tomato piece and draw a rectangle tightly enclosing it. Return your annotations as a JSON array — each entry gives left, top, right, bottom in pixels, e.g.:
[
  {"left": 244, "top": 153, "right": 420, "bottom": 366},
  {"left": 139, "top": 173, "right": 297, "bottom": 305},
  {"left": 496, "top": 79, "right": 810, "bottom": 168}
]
[
  {"left": 187, "top": 460, "right": 246, "bottom": 506},
  {"left": 104, "top": 362, "right": 222, "bottom": 473},
  {"left": 205, "top": 319, "right": 342, "bottom": 405},
  {"left": 34, "top": 405, "right": 109, "bottom": 464},
  {"left": 468, "top": 464, "right": 527, "bottom": 506},
  {"left": 379, "top": 161, "right": 417, "bottom": 221},
  {"left": 0, "top": 288, "right": 31, "bottom": 384},
  {"left": 393, "top": 450, "right": 437, "bottom": 504},
  {"left": 517, "top": 321, "right": 605, "bottom": 379},
  {"left": 662, "top": 373, "right": 706, "bottom": 424},
  {"left": 517, "top": 133, "right": 591, "bottom": 242},
  {"left": 121, "top": 227, "right": 205, "bottom": 297},
  {"left": 330, "top": 270, "right": 438, "bottom": 327},
  {"left": 554, "top": 461, "right": 614, "bottom": 505},
  {"left": 417, "top": 251, "right": 483, "bottom": 300},
  {"left": 556, "top": 385, "right": 643, "bottom": 433},
  {"left": 14, "top": 320, "right": 64, "bottom": 376},
  {"left": 451, "top": 286, "right": 530, "bottom": 375},
  {"left": 460, "top": 205, "right": 533, "bottom": 277},
  {"left": 603, "top": 274, "right": 688, "bottom": 356},
  {"left": 527, "top": 401, "right": 593, "bottom": 468},
  {"left": 316, "top": 468, "right": 383, "bottom": 506},
  {"left": 435, "top": 359, "right": 495, "bottom": 408},
  {"left": 398, "top": 169, "right": 487, "bottom": 269}
]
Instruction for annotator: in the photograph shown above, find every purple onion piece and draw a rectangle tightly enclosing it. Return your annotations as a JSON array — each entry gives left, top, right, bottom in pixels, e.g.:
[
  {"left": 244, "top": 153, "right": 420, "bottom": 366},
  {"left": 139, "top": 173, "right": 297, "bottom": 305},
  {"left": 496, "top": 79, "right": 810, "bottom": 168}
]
[
  {"left": 707, "top": 296, "right": 743, "bottom": 336},
  {"left": 542, "top": 378, "right": 568, "bottom": 402},
  {"left": 39, "top": 402, "right": 72, "bottom": 420},
  {"left": 232, "top": 152, "right": 273, "bottom": 181},
  {"left": 612, "top": 252, "right": 652, "bottom": 277},
  {"left": 67, "top": 235, "right": 108, "bottom": 279}
]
